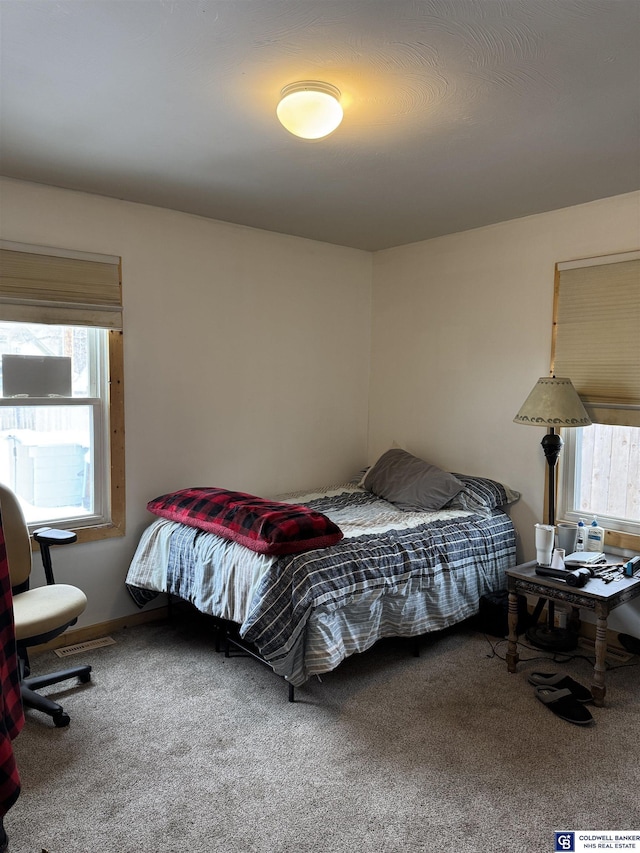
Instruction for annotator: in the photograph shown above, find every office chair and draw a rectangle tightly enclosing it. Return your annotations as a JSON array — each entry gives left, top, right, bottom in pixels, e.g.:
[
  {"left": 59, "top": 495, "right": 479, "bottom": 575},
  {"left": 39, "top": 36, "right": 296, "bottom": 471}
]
[{"left": 0, "top": 483, "right": 91, "bottom": 727}]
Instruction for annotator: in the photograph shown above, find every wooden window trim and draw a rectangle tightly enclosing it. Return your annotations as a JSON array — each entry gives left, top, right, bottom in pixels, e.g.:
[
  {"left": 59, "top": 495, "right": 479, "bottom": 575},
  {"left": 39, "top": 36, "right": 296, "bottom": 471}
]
[{"left": 71, "top": 330, "right": 125, "bottom": 543}]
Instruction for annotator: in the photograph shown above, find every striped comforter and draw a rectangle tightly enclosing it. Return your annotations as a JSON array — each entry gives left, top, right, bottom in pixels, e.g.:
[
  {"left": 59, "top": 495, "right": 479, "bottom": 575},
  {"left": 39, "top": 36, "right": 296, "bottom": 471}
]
[{"left": 126, "top": 485, "right": 516, "bottom": 686}]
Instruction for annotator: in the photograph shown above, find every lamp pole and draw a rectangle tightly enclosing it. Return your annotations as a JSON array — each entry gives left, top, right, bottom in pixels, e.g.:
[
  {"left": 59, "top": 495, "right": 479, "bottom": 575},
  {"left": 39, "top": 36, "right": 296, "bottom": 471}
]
[{"left": 540, "top": 427, "right": 563, "bottom": 527}]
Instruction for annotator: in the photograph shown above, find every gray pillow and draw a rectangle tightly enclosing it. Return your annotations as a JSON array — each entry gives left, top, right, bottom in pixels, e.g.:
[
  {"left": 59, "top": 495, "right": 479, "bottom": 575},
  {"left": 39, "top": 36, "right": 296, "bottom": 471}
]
[
  {"left": 362, "top": 449, "right": 464, "bottom": 511},
  {"left": 446, "top": 474, "right": 521, "bottom": 517}
]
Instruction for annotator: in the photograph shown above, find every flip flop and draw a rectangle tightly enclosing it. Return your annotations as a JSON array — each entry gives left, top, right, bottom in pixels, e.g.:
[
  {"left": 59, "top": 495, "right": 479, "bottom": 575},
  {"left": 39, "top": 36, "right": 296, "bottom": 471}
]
[
  {"left": 527, "top": 672, "right": 594, "bottom": 703},
  {"left": 534, "top": 686, "right": 594, "bottom": 725}
]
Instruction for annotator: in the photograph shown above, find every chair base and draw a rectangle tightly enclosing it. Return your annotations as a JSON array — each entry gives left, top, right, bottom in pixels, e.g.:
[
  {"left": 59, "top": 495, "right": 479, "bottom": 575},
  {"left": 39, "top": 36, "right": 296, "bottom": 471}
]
[{"left": 22, "top": 664, "right": 92, "bottom": 727}]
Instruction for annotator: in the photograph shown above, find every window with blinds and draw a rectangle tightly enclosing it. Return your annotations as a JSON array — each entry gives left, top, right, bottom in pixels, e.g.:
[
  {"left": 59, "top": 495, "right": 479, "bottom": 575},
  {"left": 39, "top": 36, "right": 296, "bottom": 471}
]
[
  {"left": 0, "top": 241, "right": 124, "bottom": 540},
  {"left": 552, "top": 251, "right": 640, "bottom": 426},
  {"left": 554, "top": 250, "right": 640, "bottom": 547},
  {"left": 0, "top": 241, "right": 122, "bottom": 329}
]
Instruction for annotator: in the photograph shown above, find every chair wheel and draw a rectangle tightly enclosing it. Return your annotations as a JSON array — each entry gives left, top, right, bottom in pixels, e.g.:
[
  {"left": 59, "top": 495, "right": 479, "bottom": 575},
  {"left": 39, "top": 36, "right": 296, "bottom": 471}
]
[
  {"left": 79, "top": 672, "right": 91, "bottom": 684},
  {"left": 53, "top": 712, "right": 70, "bottom": 728}
]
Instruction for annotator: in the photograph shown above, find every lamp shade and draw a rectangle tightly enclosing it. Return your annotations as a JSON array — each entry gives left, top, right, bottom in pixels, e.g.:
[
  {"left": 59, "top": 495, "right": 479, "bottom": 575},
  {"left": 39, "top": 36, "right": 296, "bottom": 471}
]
[
  {"left": 513, "top": 376, "right": 592, "bottom": 428},
  {"left": 276, "top": 81, "right": 343, "bottom": 139}
]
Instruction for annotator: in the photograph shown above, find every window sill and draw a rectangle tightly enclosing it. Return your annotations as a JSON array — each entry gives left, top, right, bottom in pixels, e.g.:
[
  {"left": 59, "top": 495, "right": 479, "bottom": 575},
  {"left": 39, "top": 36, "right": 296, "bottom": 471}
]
[{"left": 604, "top": 529, "right": 640, "bottom": 555}]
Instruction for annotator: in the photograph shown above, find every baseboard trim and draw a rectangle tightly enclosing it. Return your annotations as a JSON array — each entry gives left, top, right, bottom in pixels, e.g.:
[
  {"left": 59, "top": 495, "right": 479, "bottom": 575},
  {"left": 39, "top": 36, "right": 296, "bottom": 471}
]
[
  {"left": 578, "top": 619, "right": 631, "bottom": 656},
  {"left": 34, "top": 602, "right": 636, "bottom": 658},
  {"left": 31, "top": 606, "right": 169, "bottom": 653}
]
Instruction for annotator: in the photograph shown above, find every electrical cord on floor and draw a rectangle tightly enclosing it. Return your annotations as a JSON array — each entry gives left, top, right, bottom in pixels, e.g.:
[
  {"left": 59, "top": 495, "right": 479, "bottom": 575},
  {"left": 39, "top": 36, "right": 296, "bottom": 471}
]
[
  {"left": 481, "top": 633, "right": 547, "bottom": 662},
  {"left": 480, "top": 632, "right": 639, "bottom": 671}
]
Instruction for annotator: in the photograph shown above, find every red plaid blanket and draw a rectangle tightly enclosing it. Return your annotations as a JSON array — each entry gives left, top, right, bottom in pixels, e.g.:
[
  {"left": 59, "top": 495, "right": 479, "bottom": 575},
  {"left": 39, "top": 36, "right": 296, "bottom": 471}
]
[
  {"left": 0, "top": 522, "right": 23, "bottom": 818},
  {"left": 147, "top": 487, "right": 343, "bottom": 556}
]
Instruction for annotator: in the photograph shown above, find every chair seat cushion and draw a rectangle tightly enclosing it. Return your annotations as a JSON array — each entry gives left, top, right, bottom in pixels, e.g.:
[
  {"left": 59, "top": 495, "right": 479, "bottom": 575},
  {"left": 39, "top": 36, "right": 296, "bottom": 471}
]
[{"left": 12, "top": 584, "right": 87, "bottom": 643}]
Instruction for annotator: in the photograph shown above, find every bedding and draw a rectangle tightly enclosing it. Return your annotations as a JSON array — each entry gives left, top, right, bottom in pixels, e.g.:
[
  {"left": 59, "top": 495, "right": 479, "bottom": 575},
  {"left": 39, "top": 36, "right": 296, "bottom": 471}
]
[
  {"left": 360, "top": 448, "right": 464, "bottom": 511},
  {"left": 126, "top": 482, "right": 517, "bottom": 689},
  {"left": 146, "top": 486, "right": 343, "bottom": 555},
  {"left": 447, "top": 473, "right": 521, "bottom": 517}
]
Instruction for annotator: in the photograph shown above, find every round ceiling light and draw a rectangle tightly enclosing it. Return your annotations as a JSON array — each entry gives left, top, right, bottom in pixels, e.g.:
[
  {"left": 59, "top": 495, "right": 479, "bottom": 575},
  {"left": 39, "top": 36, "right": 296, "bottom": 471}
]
[{"left": 276, "top": 81, "right": 343, "bottom": 140}]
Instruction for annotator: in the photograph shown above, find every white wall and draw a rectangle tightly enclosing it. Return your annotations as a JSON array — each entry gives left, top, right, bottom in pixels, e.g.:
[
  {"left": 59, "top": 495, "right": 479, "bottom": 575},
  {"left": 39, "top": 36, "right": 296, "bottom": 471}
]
[
  {"left": 0, "top": 178, "right": 372, "bottom": 628},
  {"left": 369, "top": 190, "right": 640, "bottom": 632},
  {"left": 2, "top": 178, "right": 639, "bottom": 635}
]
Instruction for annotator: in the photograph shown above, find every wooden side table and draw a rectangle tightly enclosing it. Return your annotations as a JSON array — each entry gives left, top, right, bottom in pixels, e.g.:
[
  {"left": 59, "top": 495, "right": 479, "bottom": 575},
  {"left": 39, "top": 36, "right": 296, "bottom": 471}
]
[{"left": 506, "top": 560, "right": 640, "bottom": 706}]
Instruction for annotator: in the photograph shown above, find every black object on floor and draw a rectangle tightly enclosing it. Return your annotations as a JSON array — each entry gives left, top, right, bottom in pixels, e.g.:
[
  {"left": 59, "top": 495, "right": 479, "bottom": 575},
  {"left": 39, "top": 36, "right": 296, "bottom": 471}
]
[
  {"left": 477, "top": 590, "right": 530, "bottom": 637},
  {"left": 526, "top": 623, "right": 578, "bottom": 652},
  {"left": 527, "top": 672, "right": 593, "bottom": 703},
  {"left": 534, "top": 686, "right": 594, "bottom": 725},
  {"left": 618, "top": 633, "right": 640, "bottom": 655}
]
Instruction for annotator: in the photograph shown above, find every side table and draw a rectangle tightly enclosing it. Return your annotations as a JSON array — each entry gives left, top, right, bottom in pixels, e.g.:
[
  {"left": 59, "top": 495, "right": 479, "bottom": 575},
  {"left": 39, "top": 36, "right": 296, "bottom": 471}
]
[{"left": 506, "top": 560, "right": 640, "bottom": 706}]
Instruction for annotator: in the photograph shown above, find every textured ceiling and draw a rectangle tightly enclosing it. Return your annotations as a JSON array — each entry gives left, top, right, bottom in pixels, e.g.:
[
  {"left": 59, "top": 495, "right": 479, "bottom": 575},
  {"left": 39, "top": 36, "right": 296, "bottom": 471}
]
[{"left": 1, "top": 0, "right": 639, "bottom": 251}]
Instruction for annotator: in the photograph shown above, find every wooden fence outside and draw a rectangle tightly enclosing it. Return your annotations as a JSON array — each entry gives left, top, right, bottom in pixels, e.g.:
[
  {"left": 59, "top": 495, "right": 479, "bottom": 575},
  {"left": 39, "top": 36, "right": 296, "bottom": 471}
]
[{"left": 578, "top": 424, "right": 640, "bottom": 522}]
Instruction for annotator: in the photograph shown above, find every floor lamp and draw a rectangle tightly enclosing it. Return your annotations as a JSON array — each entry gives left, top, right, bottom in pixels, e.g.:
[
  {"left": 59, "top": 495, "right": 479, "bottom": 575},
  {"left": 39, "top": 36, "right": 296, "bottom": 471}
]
[{"left": 514, "top": 375, "right": 591, "bottom": 650}]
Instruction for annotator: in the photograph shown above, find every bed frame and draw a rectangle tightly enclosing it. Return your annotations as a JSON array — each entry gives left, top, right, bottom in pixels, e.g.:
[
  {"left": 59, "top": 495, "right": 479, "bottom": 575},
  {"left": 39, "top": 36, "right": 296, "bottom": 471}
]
[{"left": 171, "top": 596, "right": 421, "bottom": 702}]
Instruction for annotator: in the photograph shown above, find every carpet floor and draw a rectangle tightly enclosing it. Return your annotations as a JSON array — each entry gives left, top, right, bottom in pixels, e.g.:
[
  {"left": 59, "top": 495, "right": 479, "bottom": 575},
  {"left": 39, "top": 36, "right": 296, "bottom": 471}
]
[{"left": 7, "top": 612, "right": 639, "bottom": 853}]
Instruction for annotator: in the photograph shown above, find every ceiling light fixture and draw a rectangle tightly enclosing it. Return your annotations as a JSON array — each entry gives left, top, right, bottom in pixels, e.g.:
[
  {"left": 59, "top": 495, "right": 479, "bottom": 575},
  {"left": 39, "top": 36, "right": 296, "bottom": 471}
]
[{"left": 276, "top": 81, "right": 343, "bottom": 140}]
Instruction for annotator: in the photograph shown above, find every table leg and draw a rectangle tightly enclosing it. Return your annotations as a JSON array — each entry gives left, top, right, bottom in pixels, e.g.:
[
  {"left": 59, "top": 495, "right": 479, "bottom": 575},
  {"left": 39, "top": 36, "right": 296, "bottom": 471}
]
[
  {"left": 592, "top": 610, "right": 608, "bottom": 706},
  {"left": 506, "top": 589, "right": 520, "bottom": 673},
  {"left": 568, "top": 605, "right": 581, "bottom": 634}
]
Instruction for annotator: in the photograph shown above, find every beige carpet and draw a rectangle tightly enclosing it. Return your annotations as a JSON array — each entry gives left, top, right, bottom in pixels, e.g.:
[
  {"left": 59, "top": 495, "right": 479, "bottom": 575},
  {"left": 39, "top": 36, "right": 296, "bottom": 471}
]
[{"left": 7, "top": 612, "right": 639, "bottom": 853}]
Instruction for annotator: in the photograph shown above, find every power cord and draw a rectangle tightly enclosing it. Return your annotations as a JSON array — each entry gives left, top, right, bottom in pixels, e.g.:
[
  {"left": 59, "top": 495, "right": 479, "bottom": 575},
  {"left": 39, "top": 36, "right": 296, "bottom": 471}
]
[{"left": 480, "top": 632, "right": 639, "bottom": 672}]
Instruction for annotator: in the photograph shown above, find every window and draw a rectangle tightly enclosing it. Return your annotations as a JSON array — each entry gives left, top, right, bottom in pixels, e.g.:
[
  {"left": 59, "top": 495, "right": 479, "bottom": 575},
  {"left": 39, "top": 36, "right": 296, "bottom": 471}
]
[
  {"left": 553, "top": 250, "right": 640, "bottom": 550},
  {"left": 0, "top": 242, "right": 124, "bottom": 542},
  {"left": 560, "top": 423, "right": 640, "bottom": 539}
]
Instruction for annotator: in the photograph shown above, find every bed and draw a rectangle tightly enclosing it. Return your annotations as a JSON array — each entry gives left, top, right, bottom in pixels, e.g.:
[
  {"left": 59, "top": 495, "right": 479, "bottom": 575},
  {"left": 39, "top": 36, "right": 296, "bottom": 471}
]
[{"left": 126, "top": 450, "right": 519, "bottom": 699}]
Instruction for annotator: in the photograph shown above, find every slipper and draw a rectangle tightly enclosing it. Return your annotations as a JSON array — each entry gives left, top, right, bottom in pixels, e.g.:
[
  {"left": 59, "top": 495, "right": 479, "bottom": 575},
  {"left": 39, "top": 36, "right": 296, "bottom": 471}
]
[
  {"left": 534, "top": 686, "right": 594, "bottom": 725},
  {"left": 527, "top": 672, "right": 594, "bottom": 703}
]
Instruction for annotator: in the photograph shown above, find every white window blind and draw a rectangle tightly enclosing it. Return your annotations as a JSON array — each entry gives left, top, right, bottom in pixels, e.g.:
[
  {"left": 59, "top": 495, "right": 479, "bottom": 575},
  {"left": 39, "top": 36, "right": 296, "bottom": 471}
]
[
  {"left": 0, "top": 240, "right": 122, "bottom": 330},
  {"left": 552, "top": 251, "right": 640, "bottom": 427}
]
